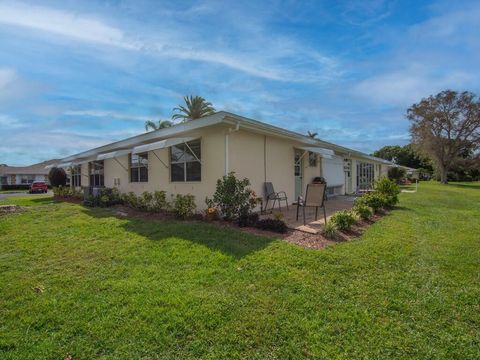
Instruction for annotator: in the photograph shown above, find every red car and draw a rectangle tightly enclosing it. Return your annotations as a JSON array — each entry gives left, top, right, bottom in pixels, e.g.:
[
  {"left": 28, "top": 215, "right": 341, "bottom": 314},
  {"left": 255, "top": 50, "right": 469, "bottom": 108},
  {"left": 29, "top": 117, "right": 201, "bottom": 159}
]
[{"left": 29, "top": 181, "right": 48, "bottom": 193}]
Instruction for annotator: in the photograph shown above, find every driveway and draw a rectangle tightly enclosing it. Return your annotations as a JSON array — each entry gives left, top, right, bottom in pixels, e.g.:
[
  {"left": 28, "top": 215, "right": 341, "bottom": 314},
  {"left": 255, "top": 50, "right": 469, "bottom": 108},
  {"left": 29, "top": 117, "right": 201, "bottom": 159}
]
[{"left": 0, "top": 191, "right": 53, "bottom": 200}]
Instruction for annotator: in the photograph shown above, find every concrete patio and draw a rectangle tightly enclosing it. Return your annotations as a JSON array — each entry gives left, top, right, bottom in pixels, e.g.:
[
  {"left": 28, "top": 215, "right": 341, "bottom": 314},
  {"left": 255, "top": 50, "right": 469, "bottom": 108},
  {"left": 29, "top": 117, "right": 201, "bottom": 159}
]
[{"left": 260, "top": 196, "right": 357, "bottom": 234}]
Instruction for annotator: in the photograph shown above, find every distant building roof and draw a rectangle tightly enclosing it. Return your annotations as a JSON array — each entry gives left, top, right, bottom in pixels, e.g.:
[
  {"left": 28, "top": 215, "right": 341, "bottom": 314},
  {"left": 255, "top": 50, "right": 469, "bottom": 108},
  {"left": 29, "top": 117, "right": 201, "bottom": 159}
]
[{"left": 0, "top": 159, "right": 59, "bottom": 176}]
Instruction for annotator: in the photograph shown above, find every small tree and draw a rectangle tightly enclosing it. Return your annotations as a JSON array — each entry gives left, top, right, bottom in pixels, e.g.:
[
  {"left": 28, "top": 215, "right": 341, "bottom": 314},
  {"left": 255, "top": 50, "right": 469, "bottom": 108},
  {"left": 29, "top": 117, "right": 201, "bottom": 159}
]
[
  {"left": 407, "top": 90, "right": 480, "bottom": 184},
  {"left": 48, "top": 167, "right": 67, "bottom": 187},
  {"left": 208, "top": 172, "right": 254, "bottom": 220},
  {"left": 387, "top": 167, "right": 406, "bottom": 183}
]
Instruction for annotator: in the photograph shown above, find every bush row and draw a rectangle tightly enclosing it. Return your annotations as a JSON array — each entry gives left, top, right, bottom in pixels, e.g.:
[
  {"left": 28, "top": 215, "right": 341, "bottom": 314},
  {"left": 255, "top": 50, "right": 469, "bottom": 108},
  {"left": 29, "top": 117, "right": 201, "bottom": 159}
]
[
  {"left": 324, "top": 177, "right": 401, "bottom": 238},
  {"left": 82, "top": 188, "right": 197, "bottom": 220},
  {"left": 53, "top": 186, "right": 83, "bottom": 199}
]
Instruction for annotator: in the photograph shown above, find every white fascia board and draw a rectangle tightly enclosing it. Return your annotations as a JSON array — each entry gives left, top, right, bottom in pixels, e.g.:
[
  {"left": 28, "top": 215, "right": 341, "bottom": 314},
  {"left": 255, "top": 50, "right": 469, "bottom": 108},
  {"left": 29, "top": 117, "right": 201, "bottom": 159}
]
[
  {"left": 220, "top": 112, "right": 379, "bottom": 161},
  {"left": 132, "top": 137, "right": 196, "bottom": 154},
  {"left": 56, "top": 162, "right": 73, "bottom": 168},
  {"left": 97, "top": 149, "right": 132, "bottom": 161}
]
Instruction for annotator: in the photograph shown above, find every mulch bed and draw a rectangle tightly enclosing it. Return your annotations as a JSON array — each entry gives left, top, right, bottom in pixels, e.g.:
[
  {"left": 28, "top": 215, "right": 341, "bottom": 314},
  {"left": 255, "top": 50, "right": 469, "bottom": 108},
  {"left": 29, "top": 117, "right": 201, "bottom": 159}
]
[
  {"left": 56, "top": 198, "right": 391, "bottom": 251},
  {"left": 53, "top": 196, "right": 84, "bottom": 204}
]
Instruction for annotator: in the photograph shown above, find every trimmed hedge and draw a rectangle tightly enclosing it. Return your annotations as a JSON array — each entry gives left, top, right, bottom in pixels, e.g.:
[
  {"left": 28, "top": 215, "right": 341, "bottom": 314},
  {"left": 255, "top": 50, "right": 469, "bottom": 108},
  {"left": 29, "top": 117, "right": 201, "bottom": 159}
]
[{"left": 255, "top": 218, "right": 288, "bottom": 233}]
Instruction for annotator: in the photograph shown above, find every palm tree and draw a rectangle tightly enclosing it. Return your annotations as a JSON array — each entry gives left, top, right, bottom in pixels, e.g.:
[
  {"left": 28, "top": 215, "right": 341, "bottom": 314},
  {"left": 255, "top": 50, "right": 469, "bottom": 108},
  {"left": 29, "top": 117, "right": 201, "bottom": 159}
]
[
  {"left": 172, "top": 95, "right": 215, "bottom": 122},
  {"left": 307, "top": 131, "right": 318, "bottom": 139},
  {"left": 144, "top": 120, "right": 173, "bottom": 132}
]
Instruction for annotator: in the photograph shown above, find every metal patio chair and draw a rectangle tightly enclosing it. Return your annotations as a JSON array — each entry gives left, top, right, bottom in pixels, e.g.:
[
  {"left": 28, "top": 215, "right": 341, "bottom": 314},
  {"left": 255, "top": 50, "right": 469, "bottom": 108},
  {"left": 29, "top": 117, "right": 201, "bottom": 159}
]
[
  {"left": 264, "top": 182, "right": 289, "bottom": 211},
  {"left": 296, "top": 183, "right": 327, "bottom": 225}
]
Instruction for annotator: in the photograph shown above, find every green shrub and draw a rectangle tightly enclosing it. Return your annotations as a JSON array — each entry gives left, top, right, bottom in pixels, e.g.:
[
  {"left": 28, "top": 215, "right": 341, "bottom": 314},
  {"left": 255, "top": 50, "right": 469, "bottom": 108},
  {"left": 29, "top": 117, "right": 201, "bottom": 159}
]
[
  {"left": 355, "top": 193, "right": 387, "bottom": 212},
  {"left": 140, "top": 191, "right": 154, "bottom": 211},
  {"left": 53, "top": 186, "right": 82, "bottom": 200},
  {"left": 153, "top": 191, "right": 168, "bottom": 212},
  {"left": 374, "top": 177, "right": 400, "bottom": 207},
  {"left": 323, "top": 221, "right": 338, "bottom": 238},
  {"left": 255, "top": 219, "right": 288, "bottom": 233},
  {"left": 353, "top": 203, "right": 373, "bottom": 221},
  {"left": 84, "top": 187, "right": 123, "bottom": 207},
  {"left": 209, "top": 172, "right": 255, "bottom": 220},
  {"left": 172, "top": 194, "right": 196, "bottom": 219},
  {"left": 122, "top": 192, "right": 139, "bottom": 208},
  {"left": 238, "top": 212, "right": 259, "bottom": 227},
  {"left": 330, "top": 210, "right": 356, "bottom": 231}
]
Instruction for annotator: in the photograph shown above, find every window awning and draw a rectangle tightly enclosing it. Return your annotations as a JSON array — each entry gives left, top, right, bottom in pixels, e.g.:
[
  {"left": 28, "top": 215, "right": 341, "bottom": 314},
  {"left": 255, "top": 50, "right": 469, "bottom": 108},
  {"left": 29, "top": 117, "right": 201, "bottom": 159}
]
[
  {"left": 132, "top": 137, "right": 196, "bottom": 154},
  {"left": 97, "top": 149, "right": 131, "bottom": 161},
  {"left": 299, "top": 146, "right": 334, "bottom": 159},
  {"left": 74, "top": 159, "right": 93, "bottom": 165},
  {"left": 56, "top": 162, "right": 73, "bottom": 168}
]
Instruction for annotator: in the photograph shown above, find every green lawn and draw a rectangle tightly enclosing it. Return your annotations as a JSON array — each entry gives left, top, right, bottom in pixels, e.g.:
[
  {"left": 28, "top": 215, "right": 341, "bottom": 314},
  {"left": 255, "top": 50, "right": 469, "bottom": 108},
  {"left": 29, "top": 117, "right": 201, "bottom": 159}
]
[{"left": 1, "top": 182, "right": 479, "bottom": 359}]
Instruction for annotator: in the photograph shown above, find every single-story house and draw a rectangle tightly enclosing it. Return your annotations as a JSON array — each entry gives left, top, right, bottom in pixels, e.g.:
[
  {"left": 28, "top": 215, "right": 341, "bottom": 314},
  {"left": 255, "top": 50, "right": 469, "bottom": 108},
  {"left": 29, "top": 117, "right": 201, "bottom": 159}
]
[
  {"left": 50, "top": 111, "right": 392, "bottom": 208},
  {"left": 0, "top": 159, "right": 58, "bottom": 187}
]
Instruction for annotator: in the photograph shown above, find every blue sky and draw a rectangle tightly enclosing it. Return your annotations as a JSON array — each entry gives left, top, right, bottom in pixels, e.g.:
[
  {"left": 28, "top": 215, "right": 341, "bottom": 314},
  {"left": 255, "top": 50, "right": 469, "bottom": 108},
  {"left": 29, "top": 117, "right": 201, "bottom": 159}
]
[{"left": 1, "top": 0, "right": 480, "bottom": 165}]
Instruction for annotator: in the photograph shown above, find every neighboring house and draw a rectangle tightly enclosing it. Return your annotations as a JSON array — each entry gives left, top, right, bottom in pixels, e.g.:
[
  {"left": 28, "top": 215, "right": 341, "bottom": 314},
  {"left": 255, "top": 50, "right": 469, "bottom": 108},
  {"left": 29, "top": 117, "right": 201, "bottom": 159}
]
[
  {"left": 0, "top": 160, "right": 58, "bottom": 187},
  {"left": 50, "top": 112, "right": 392, "bottom": 208}
]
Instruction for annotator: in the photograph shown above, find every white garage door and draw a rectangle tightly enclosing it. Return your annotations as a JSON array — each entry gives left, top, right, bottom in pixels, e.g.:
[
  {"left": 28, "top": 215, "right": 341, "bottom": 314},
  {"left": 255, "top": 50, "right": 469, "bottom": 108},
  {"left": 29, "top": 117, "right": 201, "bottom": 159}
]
[{"left": 322, "top": 155, "right": 344, "bottom": 187}]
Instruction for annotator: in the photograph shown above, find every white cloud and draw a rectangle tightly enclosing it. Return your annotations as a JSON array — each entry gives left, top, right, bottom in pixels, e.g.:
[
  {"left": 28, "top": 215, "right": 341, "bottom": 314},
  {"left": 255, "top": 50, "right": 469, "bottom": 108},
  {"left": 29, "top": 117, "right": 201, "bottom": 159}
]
[
  {"left": 0, "top": 1, "right": 340, "bottom": 82},
  {"left": 0, "top": 114, "right": 24, "bottom": 128},
  {"left": 64, "top": 110, "right": 153, "bottom": 122},
  {"left": 0, "top": 67, "right": 43, "bottom": 104},
  {"left": 0, "top": 67, "right": 16, "bottom": 88},
  {"left": 0, "top": 2, "right": 139, "bottom": 50},
  {"left": 353, "top": 66, "right": 475, "bottom": 107}
]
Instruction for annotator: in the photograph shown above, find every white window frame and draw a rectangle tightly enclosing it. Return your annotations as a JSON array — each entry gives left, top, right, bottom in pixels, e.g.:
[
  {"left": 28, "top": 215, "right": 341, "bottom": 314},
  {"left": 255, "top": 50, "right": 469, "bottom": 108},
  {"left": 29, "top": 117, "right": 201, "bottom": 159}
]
[
  {"left": 170, "top": 140, "right": 201, "bottom": 182},
  {"left": 129, "top": 152, "right": 149, "bottom": 183}
]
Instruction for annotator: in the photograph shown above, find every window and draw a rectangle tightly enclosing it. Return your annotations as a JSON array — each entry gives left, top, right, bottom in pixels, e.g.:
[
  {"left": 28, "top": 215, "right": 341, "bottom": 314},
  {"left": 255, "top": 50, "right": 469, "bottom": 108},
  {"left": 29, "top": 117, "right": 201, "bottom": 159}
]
[
  {"left": 0, "top": 176, "right": 7, "bottom": 185},
  {"left": 308, "top": 152, "right": 317, "bottom": 167},
  {"left": 170, "top": 140, "right": 201, "bottom": 182},
  {"left": 89, "top": 161, "right": 104, "bottom": 187},
  {"left": 20, "top": 175, "right": 35, "bottom": 184},
  {"left": 71, "top": 165, "right": 82, "bottom": 187},
  {"left": 130, "top": 153, "right": 148, "bottom": 182},
  {"left": 356, "top": 162, "right": 374, "bottom": 190}
]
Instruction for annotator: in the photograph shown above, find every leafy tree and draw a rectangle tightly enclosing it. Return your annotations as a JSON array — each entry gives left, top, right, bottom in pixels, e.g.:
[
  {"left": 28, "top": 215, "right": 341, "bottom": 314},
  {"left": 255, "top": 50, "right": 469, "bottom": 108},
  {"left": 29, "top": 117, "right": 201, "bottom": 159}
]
[
  {"left": 306, "top": 131, "right": 318, "bottom": 139},
  {"left": 144, "top": 120, "right": 173, "bottom": 132},
  {"left": 387, "top": 167, "right": 406, "bottom": 183},
  {"left": 172, "top": 95, "right": 215, "bottom": 122},
  {"left": 407, "top": 90, "right": 480, "bottom": 183},
  {"left": 48, "top": 167, "right": 67, "bottom": 187},
  {"left": 372, "top": 144, "right": 432, "bottom": 170}
]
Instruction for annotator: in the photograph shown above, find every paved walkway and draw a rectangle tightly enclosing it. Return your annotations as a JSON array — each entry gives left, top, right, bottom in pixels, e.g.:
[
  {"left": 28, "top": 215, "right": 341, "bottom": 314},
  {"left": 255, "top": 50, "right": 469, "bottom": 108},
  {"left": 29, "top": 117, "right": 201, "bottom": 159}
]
[{"left": 260, "top": 196, "right": 356, "bottom": 234}]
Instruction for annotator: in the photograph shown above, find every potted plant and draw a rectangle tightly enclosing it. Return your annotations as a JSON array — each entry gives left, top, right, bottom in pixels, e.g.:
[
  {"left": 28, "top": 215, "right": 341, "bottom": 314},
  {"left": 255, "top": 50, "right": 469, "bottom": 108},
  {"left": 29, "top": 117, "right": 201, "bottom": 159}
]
[{"left": 312, "top": 176, "right": 326, "bottom": 184}]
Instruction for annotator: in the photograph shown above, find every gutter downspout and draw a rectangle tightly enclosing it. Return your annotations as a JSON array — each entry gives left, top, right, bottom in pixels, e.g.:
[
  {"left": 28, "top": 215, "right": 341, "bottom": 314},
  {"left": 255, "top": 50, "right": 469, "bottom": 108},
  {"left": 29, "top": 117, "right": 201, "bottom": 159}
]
[{"left": 225, "top": 122, "right": 240, "bottom": 175}]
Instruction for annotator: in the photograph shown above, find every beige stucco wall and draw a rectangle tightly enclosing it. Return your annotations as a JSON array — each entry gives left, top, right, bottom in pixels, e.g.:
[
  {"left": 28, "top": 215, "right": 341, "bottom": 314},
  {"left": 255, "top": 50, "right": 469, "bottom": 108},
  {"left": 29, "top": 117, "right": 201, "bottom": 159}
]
[
  {"left": 98, "top": 126, "right": 226, "bottom": 209},
  {"left": 227, "top": 129, "right": 323, "bottom": 206},
  {"left": 77, "top": 123, "right": 389, "bottom": 209}
]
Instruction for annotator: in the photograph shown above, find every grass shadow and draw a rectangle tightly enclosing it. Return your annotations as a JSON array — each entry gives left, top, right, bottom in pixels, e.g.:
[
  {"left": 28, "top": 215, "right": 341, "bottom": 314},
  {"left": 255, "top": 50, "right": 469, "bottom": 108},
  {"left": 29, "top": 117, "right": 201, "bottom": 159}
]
[
  {"left": 394, "top": 206, "right": 413, "bottom": 212},
  {"left": 448, "top": 183, "right": 480, "bottom": 190},
  {"left": 81, "top": 207, "right": 276, "bottom": 259}
]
